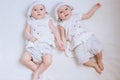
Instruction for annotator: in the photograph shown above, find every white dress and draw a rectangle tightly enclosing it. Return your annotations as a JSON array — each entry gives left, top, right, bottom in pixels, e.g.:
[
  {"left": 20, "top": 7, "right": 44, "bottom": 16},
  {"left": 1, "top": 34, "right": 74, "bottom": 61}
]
[
  {"left": 59, "top": 14, "right": 103, "bottom": 64},
  {"left": 25, "top": 15, "right": 55, "bottom": 63}
]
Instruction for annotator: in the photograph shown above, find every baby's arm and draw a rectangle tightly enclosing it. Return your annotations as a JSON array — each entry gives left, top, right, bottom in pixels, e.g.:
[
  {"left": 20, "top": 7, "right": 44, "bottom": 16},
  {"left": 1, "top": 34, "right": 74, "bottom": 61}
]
[
  {"left": 58, "top": 25, "right": 66, "bottom": 48},
  {"left": 49, "top": 20, "right": 64, "bottom": 50},
  {"left": 25, "top": 24, "right": 37, "bottom": 42},
  {"left": 49, "top": 21, "right": 61, "bottom": 42},
  {"left": 82, "top": 3, "right": 101, "bottom": 20}
]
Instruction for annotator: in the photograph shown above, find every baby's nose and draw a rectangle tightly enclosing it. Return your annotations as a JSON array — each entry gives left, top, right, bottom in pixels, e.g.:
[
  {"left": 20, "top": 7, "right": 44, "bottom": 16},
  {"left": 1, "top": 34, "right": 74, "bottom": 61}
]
[{"left": 37, "top": 10, "right": 41, "bottom": 12}]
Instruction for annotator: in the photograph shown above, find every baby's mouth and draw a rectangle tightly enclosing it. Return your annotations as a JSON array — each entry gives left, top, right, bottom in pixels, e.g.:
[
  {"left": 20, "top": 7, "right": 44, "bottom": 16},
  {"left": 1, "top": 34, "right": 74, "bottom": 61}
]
[
  {"left": 65, "top": 14, "right": 69, "bottom": 17},
  {"left": 37, "top": 14, "right": 41, "bottom": 16}
]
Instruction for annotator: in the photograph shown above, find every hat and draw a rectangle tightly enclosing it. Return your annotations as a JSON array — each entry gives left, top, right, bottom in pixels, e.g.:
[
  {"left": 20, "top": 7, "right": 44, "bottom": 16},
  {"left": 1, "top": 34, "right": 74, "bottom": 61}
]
[
  {"left": 54, "top": 2, "right": 73, "bottom": 21},
  {"left": 27, "top": 1, "right": 46, "bottom": 18}
]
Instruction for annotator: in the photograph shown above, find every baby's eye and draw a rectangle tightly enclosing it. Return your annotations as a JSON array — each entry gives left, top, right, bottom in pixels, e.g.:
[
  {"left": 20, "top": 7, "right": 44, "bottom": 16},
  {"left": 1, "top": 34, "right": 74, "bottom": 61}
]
[
  {"left": 65, "top": 8, "right": 68, "bottom": 10},
  {"left": 60, "top": 11, "right": 63, "bottom": 14},
  {"left": 34, "top": 9, "right": 37, "bottom": 11},
  {"left": 40, "top": 8, "right": 43, "bottom": 11}
]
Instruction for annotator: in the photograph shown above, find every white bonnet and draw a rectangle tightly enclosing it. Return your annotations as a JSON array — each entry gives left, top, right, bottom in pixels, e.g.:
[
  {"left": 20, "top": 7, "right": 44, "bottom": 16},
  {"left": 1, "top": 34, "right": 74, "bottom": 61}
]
[
  {"left": 27, "top": 1, "right": 46, "bottom": 17},
  {"left": 54, "top": 2, "right": 73, "bottom": 21}
]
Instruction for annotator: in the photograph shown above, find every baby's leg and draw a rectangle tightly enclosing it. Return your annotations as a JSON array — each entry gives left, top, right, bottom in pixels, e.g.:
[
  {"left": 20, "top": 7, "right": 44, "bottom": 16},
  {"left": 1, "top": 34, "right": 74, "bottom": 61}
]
[
  {"left": 32, "top": 54, "right": 52, "bottom": 80},
  {"left": 83, "top": 60, "right": 102, "bottom": 74},
  {"left": 20, "top": 51, "right": 39, "bottom": 72},
  {"left": 95, "top": 51, "right": 104, "bottom": 71}
]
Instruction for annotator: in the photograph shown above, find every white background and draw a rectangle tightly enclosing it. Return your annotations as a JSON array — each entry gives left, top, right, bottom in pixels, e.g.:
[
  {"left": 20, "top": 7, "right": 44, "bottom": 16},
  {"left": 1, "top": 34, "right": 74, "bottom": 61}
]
[{"left": 0, "top": 0, "right": 120, "bottom": 80}]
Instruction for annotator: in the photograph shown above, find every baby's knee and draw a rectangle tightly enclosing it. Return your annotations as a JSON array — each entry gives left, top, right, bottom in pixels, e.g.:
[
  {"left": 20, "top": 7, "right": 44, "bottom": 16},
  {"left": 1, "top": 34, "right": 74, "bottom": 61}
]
[
  {"left": 42, "top": 54, "right": 52, "bottom": 66},
  {"left": 20, "top": 52, "right": 32, "bottom": 64},
  {"left": 20, "top": 56, "right": 26, "bottom": 64},
  {"left": 20, "top": 56, "right": 29, "bottom": 65}
]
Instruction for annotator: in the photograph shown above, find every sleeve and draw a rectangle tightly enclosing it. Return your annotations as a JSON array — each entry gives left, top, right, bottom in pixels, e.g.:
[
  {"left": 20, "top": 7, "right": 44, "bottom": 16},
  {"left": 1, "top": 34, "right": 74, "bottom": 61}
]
[
  {"left": 26, "top": 17, "right": 31, "bottom": 25},
  {"left": 58, "top": 22, "right": 64, "bottom": 28},
  {"left": 74, "top": 13, "right": 83, "bottom": 21},
  {"left": 79, "top": 13, "right": 83, "bottom": 20}
]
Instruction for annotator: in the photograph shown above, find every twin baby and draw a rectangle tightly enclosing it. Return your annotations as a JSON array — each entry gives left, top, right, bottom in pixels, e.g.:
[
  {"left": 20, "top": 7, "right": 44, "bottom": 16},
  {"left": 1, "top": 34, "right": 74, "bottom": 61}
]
[{"left": 20, "top": 1, "right": 104, "bottom": 80}]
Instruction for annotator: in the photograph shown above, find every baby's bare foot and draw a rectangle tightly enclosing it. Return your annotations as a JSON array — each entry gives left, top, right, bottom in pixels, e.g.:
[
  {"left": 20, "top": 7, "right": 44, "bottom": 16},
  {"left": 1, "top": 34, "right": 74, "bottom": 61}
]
[
  {"left": 32, "top": 73, "right": 39, "bottom": 80},
  {"left": 93, "top": 63, "right": 102, "bottom": 74},
  {"left": 97, "top": 61, "right": 104, "bottom": 71},
  {"left": 38, "top": 74, "right": 45, "bottom": 80}
]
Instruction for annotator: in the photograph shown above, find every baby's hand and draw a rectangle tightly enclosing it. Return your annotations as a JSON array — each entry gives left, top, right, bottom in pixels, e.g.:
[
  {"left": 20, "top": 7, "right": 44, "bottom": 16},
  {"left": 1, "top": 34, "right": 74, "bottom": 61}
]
[
  {"left": 30, "top": 37, "right": 37, "bottom": 43},
  {"left": 61, "top": 42, "right": 66, "bottom": 51},
  {"left": 95, "top": 3, "right": 101, "bottom": 8},
  {"left": 56, "top": 40, "right": 65, "bottom": 51}
]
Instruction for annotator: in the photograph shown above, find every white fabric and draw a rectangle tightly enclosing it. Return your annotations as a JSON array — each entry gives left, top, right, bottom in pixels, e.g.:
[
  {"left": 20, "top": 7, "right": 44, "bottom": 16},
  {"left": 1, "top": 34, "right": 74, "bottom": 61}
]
[
  {"left": 26, "top": 15, "right": 55, "bottom": 63},
  {"left": 60, "top": 14, "right": 93, "bottom": 50},
  {"left": 74, "top": 35, "right": 103, "bottom": 64},
  {"left": 27, "top": 41, "right": 53, "bottom": 63},
  {"left": 27, "top": 15, "right": 55, "bottom": 46},
  {"left": 64, "top": 41, "right": 75, "bottom": 57},
  {"left": 0, "top": 0, "right": 120, "bottom": 80}
]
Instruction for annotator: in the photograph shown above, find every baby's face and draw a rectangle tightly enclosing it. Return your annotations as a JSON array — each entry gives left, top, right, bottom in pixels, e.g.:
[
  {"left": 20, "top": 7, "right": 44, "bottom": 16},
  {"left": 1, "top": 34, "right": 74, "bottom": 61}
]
[
  {"left": 57, "top": 5, "right": 72, "bottom": 21},
  {"left": 31, "top": 4, "right": 46, "bottom": 19}
]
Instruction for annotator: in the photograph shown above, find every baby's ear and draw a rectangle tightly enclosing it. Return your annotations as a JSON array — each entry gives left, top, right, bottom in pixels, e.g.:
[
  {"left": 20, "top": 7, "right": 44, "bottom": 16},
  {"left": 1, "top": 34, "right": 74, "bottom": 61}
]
[
  {"left": 71, "top": 7, "right": 74, "bottom": 11},
  {"left": 46, "top": 12, "right": 48, "bottom": 14},
  {"left": 58, "top": 18, "right": 62, "bottom": 22}
]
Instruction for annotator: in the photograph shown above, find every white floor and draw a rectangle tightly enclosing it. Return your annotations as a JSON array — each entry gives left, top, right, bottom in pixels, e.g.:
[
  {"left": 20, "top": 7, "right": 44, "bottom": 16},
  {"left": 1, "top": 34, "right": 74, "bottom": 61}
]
[{"left": 0, "top": 0, "right": 120, "bottom": 80}]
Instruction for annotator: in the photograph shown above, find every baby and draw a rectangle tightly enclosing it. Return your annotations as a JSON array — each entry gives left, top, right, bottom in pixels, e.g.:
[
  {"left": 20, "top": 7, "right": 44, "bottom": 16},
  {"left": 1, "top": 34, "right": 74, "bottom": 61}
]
[
  {"left": 54, "top": 2, "right": 104, "bottom": 73},
  {"left": 20, "top": 1, "right": 63, "bottom": 80}
]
